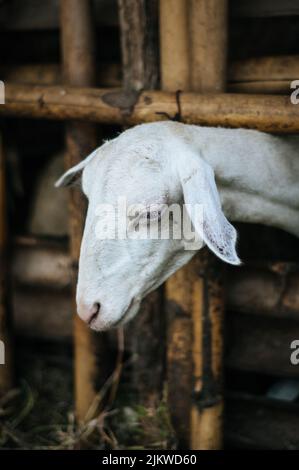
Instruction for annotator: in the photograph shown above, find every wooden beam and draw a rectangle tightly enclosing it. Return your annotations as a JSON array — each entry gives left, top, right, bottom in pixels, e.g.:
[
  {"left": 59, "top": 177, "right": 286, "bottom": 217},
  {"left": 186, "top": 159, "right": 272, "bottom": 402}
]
[
  {"left": 160, "top": 0, "right": 228, "bottom": 449},
  {"left": 11, "top": 239, "right": 299, "bottom": 340},
  {"left": 226, "top": 312, "right": 299, "bottom": 377},
  {"left": 0, "top": 134, "right": 14, "bottom": 395},
  {"left": 188, "top": 0, "right": 227, "bottom": 451},
  {"left": 227, "top": 263, "right": 299, "bottom": 319},
  {"left": 2, "top": 83, "right": 299, "bottom": 133},
  {"left": 189, "top": 0, "right": 227, "bottom": 92},
  {"left": 159, "top": 0, "right": 190, "bottom": 90},
  {"left": 160, "top": 0, "right": 191, "bottom": 448},
  {"left": 2, "top": 54, "right": 299, "bottom": 94},
  {"left": 0, "top": 63, "right": 121, "bottom": 87},
  {"left": 118, "top": 0, "right": 164, "bottom": 410},
  {"left": 60, "top": 0, "right": 107, "bottom": 425},
  {"left": 229, "top": 55, "right": 299, "bottom": 83},
  {"left": 118, "top": 0, "right": 159, "bottom": 92}
]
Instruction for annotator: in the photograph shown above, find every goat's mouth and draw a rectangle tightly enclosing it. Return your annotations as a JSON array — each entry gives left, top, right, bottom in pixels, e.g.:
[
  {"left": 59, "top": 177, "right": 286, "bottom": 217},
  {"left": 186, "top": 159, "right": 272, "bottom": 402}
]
[
  {"left": 89, "top": 297, "right": 139, "bottom": 331},
  {"left": 113, "top": 297, "right": 139, "bottom": 328}
]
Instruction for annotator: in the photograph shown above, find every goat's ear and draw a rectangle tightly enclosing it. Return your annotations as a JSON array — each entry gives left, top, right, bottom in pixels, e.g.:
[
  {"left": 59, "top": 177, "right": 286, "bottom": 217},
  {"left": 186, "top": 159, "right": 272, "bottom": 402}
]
[
  {"left": 55, "top": 148, "right": 98, "bottom": 188},
  {"left": 177, "top": 151, "right": 240, "bottom": 265}
]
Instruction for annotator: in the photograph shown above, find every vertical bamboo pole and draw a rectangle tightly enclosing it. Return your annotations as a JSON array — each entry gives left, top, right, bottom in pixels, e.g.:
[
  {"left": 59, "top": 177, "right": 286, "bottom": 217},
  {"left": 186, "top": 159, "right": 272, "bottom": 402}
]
[
  {"left": 189, "top": 1, "right": 227, "bottom": 450},
  {"left": 0, "top": 134, "right": 14, "bottom": 396},
  {"left": 118, "top": 0, "right": 164, "bottom": 408},
  {"left": 160, "top": 0, "right": 190, "bottom": 90},
  {"left": 160, "top": 0, "right": 192, "bottom": 448},
  {"left": 60, "top": 0, "right": 106, "bottom": 423},
  {"left": 160, "top": 0, "right": 228, "bottom": 449}
]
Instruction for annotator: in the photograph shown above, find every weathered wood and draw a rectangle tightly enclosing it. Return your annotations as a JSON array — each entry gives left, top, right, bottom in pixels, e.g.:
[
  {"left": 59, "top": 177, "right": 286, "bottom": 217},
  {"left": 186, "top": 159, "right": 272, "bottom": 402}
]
[
  {"left": 189, "top": 0, "right": 227, "bottom": 92},
  {"left": 228, "top": 54, "right": 299, "bottom": 94},
  {"left": 160, "top": 0, "right": 192, "bottom": 447},
  {"left": 3, "top": 54, "right": 299, "bottom": 93},
  {"left": 60, "top": 0, "right": 107, "bottom": 424},
  {"left": 226, "top": 312, "right": 299, "bottom": 377},
  {"left": 227, "top": 263, "right": 299, "bottom": 319},
  {"left": 118, "top": 0, "right": 158, "bottom": 92},
  {"left": 190, "top": 252, "right": 225, "bottom": 450},
  {"left": 161, "top": 0, "right": 227, "bottom": 449},
  {"left": 166, "top": 260, "right": 195, "bottom": 447},
  {"left": 0, "top": 63, "right": 121, "bottom": 87},
  {"left": 118, "top": 0, "right": 164, "bottom": 408},
  {"left": 228, "top": 80, "right": 292, "bottom": 95},
  {"left": 2, "top": 84, "right": 299, "bottom": 133},
  {"left": 0, "top": 134, "right": 14, "bottom": 395},
  {"left": 229, "top": 55, "right": 299, "bottom": 83},
  {"left": 159, "top": 0, "right": 190, "bottom": 90},
  {"left": 226, "top": 392, "right": 299, "bottom": 450},
  {"left": 188, "top": 0, "right": 227, "bottom": 451}
]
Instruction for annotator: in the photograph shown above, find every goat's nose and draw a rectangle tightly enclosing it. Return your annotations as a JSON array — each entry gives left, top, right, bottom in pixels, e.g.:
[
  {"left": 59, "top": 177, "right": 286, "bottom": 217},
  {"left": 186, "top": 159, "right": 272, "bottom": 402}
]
[{"left": 77, "top": 301, "right": 101, "bottom": 326}]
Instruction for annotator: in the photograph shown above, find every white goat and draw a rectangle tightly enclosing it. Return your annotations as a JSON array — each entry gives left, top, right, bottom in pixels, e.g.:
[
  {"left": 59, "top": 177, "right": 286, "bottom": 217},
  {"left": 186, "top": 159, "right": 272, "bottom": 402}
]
[{"left": 56, "top": 121, "right": 299, "bottom": 331}]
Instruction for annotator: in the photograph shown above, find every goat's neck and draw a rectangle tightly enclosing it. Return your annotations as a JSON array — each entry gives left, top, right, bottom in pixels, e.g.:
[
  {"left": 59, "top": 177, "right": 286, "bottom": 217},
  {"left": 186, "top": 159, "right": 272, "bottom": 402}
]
[{"left": 184, "top": 125, "right": 299, "bottom": 236}]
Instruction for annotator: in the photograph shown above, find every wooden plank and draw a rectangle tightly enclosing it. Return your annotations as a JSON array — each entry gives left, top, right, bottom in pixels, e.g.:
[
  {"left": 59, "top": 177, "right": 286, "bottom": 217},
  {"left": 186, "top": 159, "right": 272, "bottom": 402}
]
[
  {"left": 160, "top": 0, "right": 227, "bottom": 449},
  {"left": 1, "top": 55, "right": 299, "bottom": 94},
  {"left": 0, "top": 63, "right": 121, "bottom": 87},
  {"left": 2, "top": 84, "right": 299, "bottom": 133},
  {"left": 188, "top": 0, "right": 227, "bottom": 451},
  {"left": 159, "top": 0, "right": 192, "bottom": 448},
  {"left": 226, "top": 312, "right": 299, "bottom": 377},
  {"left": 189, "top": 0, "right": 227, "bottom": 92},
  {"left": 229, "top": 55, "right": 299, "bottom": 82},
  {"left": 159, "top": 0, "right": 190, "bottom": 90},
  {"left": 227, "top": 263, "right": 299, "bottom": 319}
]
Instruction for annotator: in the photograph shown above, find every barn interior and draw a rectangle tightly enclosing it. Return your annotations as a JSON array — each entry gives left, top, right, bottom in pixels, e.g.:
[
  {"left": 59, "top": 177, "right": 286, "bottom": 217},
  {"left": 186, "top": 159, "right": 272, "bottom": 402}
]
[{"left": 1, "top": 0, "right": 299, "bottom": 450}]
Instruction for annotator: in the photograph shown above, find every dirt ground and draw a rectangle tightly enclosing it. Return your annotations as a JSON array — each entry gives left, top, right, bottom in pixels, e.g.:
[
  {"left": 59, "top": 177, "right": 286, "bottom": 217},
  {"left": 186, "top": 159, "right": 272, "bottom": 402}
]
[{"left": 0, "top": 337, "right": 175, "bottom": 450}]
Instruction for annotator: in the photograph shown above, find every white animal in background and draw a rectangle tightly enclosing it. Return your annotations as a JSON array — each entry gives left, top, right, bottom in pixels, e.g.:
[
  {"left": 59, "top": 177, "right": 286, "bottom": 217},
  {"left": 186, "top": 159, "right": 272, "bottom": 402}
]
[
  {"left": 29, "top": 152, "right": 69, "bottom": 237},
  {"left": 56, "top": 121, "right": 299, "bottom": 331}
]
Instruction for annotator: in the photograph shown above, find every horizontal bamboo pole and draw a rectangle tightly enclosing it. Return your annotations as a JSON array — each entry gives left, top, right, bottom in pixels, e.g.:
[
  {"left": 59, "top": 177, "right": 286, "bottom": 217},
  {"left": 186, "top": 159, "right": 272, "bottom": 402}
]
[
  {"left": 2, "top": 83, "right": 299, "bottom": 132},
  {"left": 0, "top": 63, "right": 121, "bottom": 87},
  {"left": 227, "top": 263, "right": 299, "bottom": 319},
  {"left": 229, "top": 55, "right": 299, "bottom": 83},
  {"left": 228, "top": 80, "right": 292, "bottom": 95},
  {"left": 226, "top": 312, "right": 299, "bottom": 378},
  {"left": 12, "top": 239, "right": 299, "bottom": 320},
  {"left": 1, "top": 55, "right": 298, "bottom": 94}
]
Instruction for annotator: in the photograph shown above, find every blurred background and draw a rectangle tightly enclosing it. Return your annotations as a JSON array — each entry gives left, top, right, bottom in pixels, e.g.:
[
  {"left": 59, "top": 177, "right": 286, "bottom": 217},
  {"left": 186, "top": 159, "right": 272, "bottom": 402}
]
[{"left": 0, "top": 0, "right": 299, "bottom": 450}]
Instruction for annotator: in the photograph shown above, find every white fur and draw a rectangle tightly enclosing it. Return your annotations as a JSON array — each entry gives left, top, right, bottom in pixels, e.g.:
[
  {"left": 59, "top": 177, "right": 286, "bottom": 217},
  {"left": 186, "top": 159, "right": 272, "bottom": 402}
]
[{"left": 56, "top": 122, "right": 299, "bottom": 330}]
